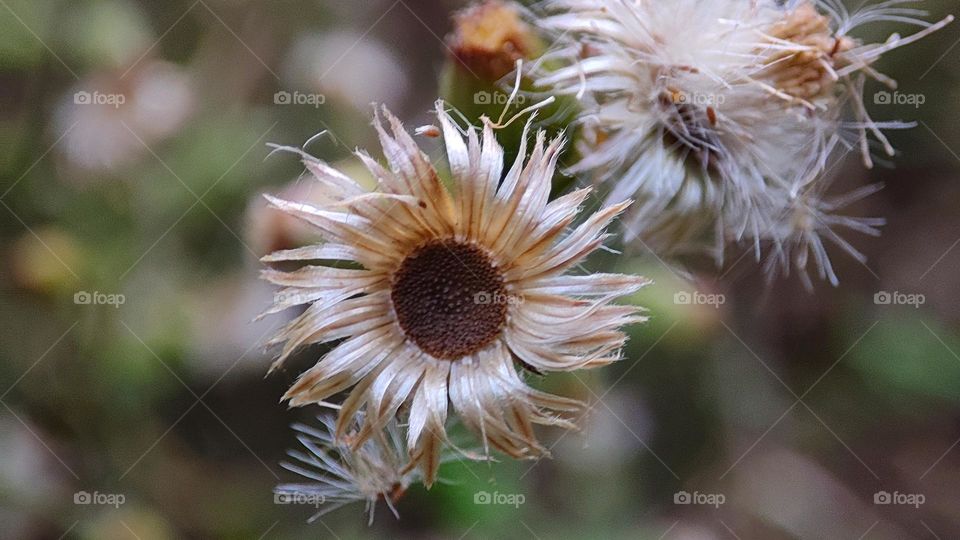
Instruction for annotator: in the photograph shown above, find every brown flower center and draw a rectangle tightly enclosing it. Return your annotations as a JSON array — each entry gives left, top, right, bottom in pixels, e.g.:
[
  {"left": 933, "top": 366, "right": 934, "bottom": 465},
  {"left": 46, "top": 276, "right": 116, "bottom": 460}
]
[{"left": 391, "top": 239, "right": 507, "bottom": 360}]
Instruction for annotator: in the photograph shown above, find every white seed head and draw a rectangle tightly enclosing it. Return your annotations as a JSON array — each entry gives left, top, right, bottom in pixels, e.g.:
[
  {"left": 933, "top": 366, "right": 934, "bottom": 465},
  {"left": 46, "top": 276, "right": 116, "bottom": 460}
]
[{"left": 533, "top": 0, "right": 951, "bottom": 285}]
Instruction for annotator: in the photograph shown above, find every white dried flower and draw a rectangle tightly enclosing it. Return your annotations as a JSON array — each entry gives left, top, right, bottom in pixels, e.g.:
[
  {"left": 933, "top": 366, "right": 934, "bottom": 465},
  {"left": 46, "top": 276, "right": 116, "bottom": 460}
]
[
  {"left": 533, "top": 0, "right": 951, "bottom": 285},
  {"left": 276, "top": 415, "right": 468, "bottom": 525},
  {"left": 262, "top": 101, "right": 649, "bottom": 483}
]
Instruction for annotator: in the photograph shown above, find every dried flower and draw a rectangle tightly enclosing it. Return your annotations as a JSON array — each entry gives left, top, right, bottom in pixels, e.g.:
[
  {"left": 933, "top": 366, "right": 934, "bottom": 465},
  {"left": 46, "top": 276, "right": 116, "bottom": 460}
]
[
  {"left": 532, "top": 0, "right": 952, "bottom": 285},
  {"left": 276, "top": 415, "right": 469, "bottom": 524},
  {"left": 447, "top": 0, "right": 540, "bottom": 82},
  {"left": 262, "top": 101, "right": 648, "bottom": 483}
]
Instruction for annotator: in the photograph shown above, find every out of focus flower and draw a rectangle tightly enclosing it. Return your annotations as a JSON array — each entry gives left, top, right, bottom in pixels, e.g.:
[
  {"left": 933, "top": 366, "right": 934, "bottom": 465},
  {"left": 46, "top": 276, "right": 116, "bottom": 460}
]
[
  {"left": 54, "top": 60, "right": 194, "bottom": 174},
  {"left": 282, "top": 32, "right": 408, "bottom": 110},
  {"left": 533, "top": 0, "right": 952, "bottom": 285},
  {"left": 261, "top": 101, "right": 648, "bottom": 483},
  {"left": 447, "top": 0, "right": 540, "bottom": 82},
  {"left": 276, "top": 415, "right": 468, "bottom": 524}
]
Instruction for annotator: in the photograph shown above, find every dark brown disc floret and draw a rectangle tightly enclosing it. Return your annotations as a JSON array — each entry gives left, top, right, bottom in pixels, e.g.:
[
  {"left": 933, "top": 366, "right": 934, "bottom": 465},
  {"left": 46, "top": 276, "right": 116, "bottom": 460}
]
[{"left": 391, "top": 239, "right": 508, "bottom": 360}]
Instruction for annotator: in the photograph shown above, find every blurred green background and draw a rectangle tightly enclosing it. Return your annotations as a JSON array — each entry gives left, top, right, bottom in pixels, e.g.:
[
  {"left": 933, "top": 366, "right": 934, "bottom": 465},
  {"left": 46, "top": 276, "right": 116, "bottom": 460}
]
[{"left": 1, "top": 0, "right": 959, "bottom": 538}]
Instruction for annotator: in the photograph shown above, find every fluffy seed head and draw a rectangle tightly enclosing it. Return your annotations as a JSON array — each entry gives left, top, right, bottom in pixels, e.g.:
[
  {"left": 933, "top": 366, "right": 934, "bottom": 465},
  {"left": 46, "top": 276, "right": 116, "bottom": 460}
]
[
  {"left": 276, "top": 415, "right": 471, "bottom": 524},
  {"left": 532, "top": 0, "right": 951, "bottom": 285}
]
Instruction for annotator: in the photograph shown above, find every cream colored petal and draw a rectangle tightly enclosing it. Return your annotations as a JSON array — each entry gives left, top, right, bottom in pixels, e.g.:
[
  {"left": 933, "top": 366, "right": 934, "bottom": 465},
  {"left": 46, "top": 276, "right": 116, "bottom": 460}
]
[
  {"left": 453, "top": 120, "right": 504, "bottom": 242},
  {"left": 374, "top": 107, "right": 457, "bottom": 236},
  {"left": 452, "top": 125, "right": 482, "bottom": 239},
  {"left": 437, "top": 101, "right": 469, "bottom": 178},
  {"left": 375, "top": 107, "right": 436, "bottom": 198},
  {"left": 303, "top": 159, "right": 366, "bottom": 199},
  {"left": 405, "top": 359, "right": 451, "bottom": 486},
  {"left": 353, "top": 150, "right": 448, "bottom": 240},
  {"left": 351, "top": 346, "right": 426, "bottom": 446},
  {"left": 449, "top": 355, "right": 517, "bottom": 457},
  {"left": 508, "top": 293, "right": 645, "bottom": 354},
  {"left": 479, "top": 123, "right": 533, "bottom": 244},
  {"left": 260, "top": 265, "right": 378, "bottom": 288},
  {"left": 467, "top": 122, "right": 504, "bottom": 241},
  {"left": 335, "top": 349, "right": 398, "bottom": 441},
  {"left": 318, "top": 191, "right": 434, "bottom": 258},
  {"left": 449, "top": 342, "right": 577, "bottom": 459},
  {"left": 260, "top": 243, "right": 358, "bottom": 263},
  {"left": 489, "top": 133, "right": 562, "bottom": 257},
  {"left": 521, "top": 273, "right": 651, "bottom": 297},
  {"left": 263, "top": 195, "right": 398, "bottom": 257},
  {"left": 505, "top": 200, "right": 630, "bottom": 282},
  {"left": 485, "top": 341, "right": 583, "bottom": 418},
  {"left": 512, "top": 303, "right": 645, "bottom": 341},
  {"left": 337, "top": 195, "right": 438, "bottom": 262},
  {"left": 503, "top": 293, "right": 643, "bottom": 371},
  {"left": 282, "top": 326, "right": 400, "bottom": 405},
  {"left": 491, "top": 119, "right": 532, "bottom": 204},
  {"left": 259, "top": 267, "right": 386, "bottom": 329},
  {"left": 506, "top": 187, "right": 593, "bottom": 268},
  {"left": 406, "top": 360, "right": 450, "bottom": 449},
  {"left": 258, "top": 273, "right": 384, "bottom": 323},
  {"left": 268, "top": 293, "right": 393, "bottom": 360},
  {"left": 356, "top": 158, "right": 458, "bottom": 248},
  {"left": 503, "top": 329, "right": 606, "bottom": 371}
]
